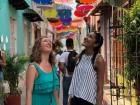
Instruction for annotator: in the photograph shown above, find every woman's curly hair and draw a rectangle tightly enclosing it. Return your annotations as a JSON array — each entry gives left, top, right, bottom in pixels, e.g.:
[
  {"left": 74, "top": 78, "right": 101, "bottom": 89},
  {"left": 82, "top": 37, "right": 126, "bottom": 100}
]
[{"left": 30, "top": 36, "right": 55, "bottom": 65}]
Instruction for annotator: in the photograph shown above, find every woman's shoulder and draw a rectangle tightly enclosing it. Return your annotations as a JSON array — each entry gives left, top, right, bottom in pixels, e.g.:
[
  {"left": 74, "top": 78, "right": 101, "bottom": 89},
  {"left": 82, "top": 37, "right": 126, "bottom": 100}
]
[
  {"left": 27, "top": 62, "right": 37, "bottom": 71},
  {"left": 96, "top": 54, "right": 104, "bottom": 63}
]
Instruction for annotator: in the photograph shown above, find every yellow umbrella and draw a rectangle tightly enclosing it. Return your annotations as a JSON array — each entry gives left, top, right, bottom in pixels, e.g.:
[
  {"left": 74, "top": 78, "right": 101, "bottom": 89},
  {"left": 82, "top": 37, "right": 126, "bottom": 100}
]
[{"left": 43, "top": 9, "right": 57, "bottom": 18}]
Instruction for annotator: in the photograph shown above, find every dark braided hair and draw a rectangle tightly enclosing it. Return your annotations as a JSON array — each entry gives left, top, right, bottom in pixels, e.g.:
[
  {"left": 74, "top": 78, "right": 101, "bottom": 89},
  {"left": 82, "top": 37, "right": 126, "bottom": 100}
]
[{"left": 77, "top": 32, "right": 103, "bottom": 68}]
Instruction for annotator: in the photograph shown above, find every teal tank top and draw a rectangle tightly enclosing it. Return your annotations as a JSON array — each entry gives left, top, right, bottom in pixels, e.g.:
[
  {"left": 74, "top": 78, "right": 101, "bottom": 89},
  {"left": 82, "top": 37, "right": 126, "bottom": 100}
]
[{"left": 32, "top": 63, "right": 60, "bottom": 105}]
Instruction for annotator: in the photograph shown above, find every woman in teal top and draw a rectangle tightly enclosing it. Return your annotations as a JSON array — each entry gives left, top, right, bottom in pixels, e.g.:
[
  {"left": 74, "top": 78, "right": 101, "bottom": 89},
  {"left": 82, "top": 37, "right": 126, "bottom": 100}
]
[{"left": 26, "top": 36, "right": 60, "bottom": 105}]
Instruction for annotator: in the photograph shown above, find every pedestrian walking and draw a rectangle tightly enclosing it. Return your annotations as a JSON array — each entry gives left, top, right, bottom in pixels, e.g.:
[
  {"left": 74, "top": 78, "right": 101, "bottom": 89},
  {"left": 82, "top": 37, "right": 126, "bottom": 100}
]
[
  {"left": 53, "top": 40, "right": 63, "bottom": 79},
  {"left": 53, "top": 40, "right": 63, "bottom": 105},
  {"left": 26, "top": 36, "right": 60, "bottom": 105},
  {"left": 68, "top": 32, "right": 105, "bottom": 105},
  {"left": 59, "top": 38, "right": 78, "bottom": 105}
]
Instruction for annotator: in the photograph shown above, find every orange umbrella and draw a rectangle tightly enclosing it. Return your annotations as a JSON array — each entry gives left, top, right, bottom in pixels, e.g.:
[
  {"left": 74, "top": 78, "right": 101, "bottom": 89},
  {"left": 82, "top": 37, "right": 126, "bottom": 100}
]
[
  {"left": 78, "top": 0, "right": 96, "bottom": 4},
  {"left": 49, "top": 21, "right": 62, "bottom": 26}
]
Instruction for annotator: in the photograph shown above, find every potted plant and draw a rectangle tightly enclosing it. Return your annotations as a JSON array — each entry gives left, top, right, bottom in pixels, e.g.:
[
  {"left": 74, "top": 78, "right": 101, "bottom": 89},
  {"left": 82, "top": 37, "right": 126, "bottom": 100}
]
[
  {"left": 121, "top": 0, "right": 140, "bottom": 96},
  {"left": 3, "top": 53, "right": 28, "bottom": 105}
]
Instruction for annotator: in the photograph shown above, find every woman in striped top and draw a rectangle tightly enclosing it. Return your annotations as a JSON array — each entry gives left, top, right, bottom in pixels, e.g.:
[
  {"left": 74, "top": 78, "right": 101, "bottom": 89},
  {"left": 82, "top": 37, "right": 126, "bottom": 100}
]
[{"left": 68, "top": 32, "right": 105, "bottom": 105}]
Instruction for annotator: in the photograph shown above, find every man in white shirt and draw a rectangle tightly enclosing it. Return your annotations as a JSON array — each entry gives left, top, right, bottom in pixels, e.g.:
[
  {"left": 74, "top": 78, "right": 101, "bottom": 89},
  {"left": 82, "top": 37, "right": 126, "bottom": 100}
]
[{"left": 59, "top": 38, "right": 78, "bottom": 105}]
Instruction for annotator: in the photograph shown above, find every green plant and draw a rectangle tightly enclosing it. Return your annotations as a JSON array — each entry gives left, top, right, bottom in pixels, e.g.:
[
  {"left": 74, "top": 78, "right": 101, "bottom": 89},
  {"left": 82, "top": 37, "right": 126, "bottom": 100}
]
[
  {"left": 121, "top": 0, "right": 140, "bottom": 81},
  {"left": 3, "top": 53, "right": 28, "bottom": 95}
]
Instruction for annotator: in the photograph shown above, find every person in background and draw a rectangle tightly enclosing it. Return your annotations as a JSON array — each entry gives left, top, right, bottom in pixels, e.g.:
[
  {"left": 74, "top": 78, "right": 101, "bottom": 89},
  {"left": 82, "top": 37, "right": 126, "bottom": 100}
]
[
  {"left": 68, "top": 32, "right": 105, "bottom": 105},
  {"left": 59, "top": 38, "right": 78, "bottom": 105},
  {"left": 26, "top": 36, "right": 60, "bottom": 105},
  {"left": 53, "top": 40, "right": 63, "bottom": 78},
  {"left": 0, "top": 50, "right": 6, "bottom": 93},
  {"left": 53, "top": 40, "right": 63, "bottom": 105},
  {"left": 0, "top": 50, "right": 6, "bottom": 105}
]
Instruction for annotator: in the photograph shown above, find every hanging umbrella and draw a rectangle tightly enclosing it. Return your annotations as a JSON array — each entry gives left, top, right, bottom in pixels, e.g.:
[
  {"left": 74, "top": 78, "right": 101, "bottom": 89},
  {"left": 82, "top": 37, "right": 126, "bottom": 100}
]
[
  {"left": 43, "top": 9, "right": 57, "bottom": 18},
  {"left": 57, "top": 9, "right": 72, "bottom": 18},
  {"left": 49, "top": 21, "right": 62, "bottom": 27},
  {"left": 78, "top": 0, "right": 96, "bottom": 4},
  {"left": 54, "top": 0, "right": 73, "bottom": 4},
  {"left": 56, "top": 4, "right": 72, "bottom": 10},
  {"left": 33, "top": 0, "right": 53, "bottom": 4},
  {"left": 76, "top": 5, "right": 94, "bottom": 11},
  {"left": 72, "top": 19, "right": 82, "bottom": 22},
  {"left": 56, "top": 25, "right": 68, "bottom": 30},
  {"left": 74, "top": 10, "right": 88, "bottom": 17},
  {"left": 47, "top": 18, "right": 59, "bottom": 22},
  {"left": 71, "top": 22, "right": 82, "bottom": 27},
  {"left": 60, "top": 18, "right": 72, "bottom": 23}
]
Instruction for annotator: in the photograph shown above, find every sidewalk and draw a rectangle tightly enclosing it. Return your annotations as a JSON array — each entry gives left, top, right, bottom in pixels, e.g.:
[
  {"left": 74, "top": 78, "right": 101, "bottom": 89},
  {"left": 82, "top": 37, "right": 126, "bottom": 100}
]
[{"left": 103, "top": 84, "right": 131, "bottom": 105}]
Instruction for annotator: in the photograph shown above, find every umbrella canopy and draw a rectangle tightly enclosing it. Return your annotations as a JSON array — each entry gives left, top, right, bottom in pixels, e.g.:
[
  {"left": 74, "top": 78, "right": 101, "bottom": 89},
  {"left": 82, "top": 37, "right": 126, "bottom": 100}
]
[
  {"left": 54, "top": 0, "right": 73, "bottom": 4},
  {"left": 76, "top": 5, "right": 94, "bottom": 11},
  {"left": 60, "top": 18, "right": 72, "bottom": 23},
  {"left": 49, "top": 21, "right": 62, "bottom": 26},
  {"left": 57, "top": 9, "right": 72, "bottom": 18},
  {"left": 78, "top": 0, "right": 96, "bottom": 4},
  {"left": 33, "top": 0, "right": 53, "bottom": 4},
  {"left": 47, "top": 18, "right": 59, "bottom": 22},
  {"left": 43, "top": 9, "right": 57, "bottom": 18},
  {"left": 74, "top": 10, "right": 88, "bottom": 17},
  {"left": 56, "top": 4, "right": 72, "bottom": 10}
]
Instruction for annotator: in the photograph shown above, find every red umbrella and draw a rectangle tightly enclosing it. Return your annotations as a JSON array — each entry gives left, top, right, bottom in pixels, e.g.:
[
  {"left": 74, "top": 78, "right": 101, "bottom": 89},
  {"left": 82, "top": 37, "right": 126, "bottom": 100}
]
[
  {"left": 76, "top": 5, "right": 94, "bottom": 11},
  {"left": 74, "top": 10, "right": 89, "bottom": 17}
]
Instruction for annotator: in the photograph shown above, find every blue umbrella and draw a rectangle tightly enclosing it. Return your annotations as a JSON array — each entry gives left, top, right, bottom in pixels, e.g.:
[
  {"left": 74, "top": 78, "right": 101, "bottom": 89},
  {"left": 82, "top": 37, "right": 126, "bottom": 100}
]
[
  {"left": 57, "top": 9, "right": 72, "bottom": 18},
  {"left": 33, "top": 0, "right": 52, "bottom": 4}
]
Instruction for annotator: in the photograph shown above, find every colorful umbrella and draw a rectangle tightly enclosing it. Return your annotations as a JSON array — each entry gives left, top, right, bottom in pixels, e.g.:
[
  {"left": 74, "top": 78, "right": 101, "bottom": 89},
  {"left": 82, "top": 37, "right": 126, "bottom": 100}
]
[
  {"left": 33, "top": 0, "right": 53, "bottom": 4},
  {"left": 60, "top": 18, "right": 72, "bottom": 23},
  {"left": 76, "top": 5, "right": 94, "bottom": 11},
  {"left": 43, "top": 9, "right": 57, "bottom": 18},
  {"left": 49, "top": 21, "right": 62, "bottom": 27},
  {"left": 78, "top": 0, "right": 96, "bottom": 4},
  {"left": 56, "top": 25, "right": 67, "bottom": 30},
  {"left": 54, "top": 0, "right": 73, "bottom": 4},
  {"left": 74, "top": 10, "right": 88, "bottom": 17},
  {"left": 56, "top": 5, "right": 72, "bottom": 10},
  {"left": 63, "top": 22, "right": 71, "bottom": 26},
  {"left": 57, "top": 9, "right": 72, "bottom": 18},
  {"left": 47, "top": 18, "right": 59, "bottom": 22},
  {"left": 72, "top": 19, "right": 82, "bottom": 22}
]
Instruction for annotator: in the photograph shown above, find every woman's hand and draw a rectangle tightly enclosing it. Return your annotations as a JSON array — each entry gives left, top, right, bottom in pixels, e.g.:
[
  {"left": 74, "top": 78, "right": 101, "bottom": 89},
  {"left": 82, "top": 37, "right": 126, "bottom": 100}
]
[{"left": 53, "top": 90, "right": 61, "bottom": 105}]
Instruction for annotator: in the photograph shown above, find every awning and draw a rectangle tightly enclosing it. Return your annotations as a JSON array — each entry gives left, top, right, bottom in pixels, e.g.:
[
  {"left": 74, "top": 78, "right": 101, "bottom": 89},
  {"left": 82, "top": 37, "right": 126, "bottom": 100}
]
[
  {"left": 90, "top": 0, "right": 128, "bottom": 15},
  {"left": 23, "top": 9, "right": 43, "bottom": 22},
  {"left": 9, "top": 0, "right": 29, "bottom": 10},
  {"left": 90, "top": 0, "right": 111, "bottom": 16}
]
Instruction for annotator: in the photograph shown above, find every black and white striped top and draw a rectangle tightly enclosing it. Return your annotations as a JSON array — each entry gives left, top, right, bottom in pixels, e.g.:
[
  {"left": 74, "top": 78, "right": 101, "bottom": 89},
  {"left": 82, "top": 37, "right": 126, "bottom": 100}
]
[{"left": 69, "top": 54, "right": 97, "bottom": 104}]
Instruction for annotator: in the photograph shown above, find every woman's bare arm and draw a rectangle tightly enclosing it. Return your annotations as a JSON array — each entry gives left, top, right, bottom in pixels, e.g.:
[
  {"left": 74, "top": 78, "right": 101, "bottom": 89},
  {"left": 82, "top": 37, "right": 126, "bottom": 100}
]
[
  {"left": 26, "top": 65, "right": 37, "bottom": 105},
  {"left": 96, "top": 55, "right": 105, "bottom": 105}
]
